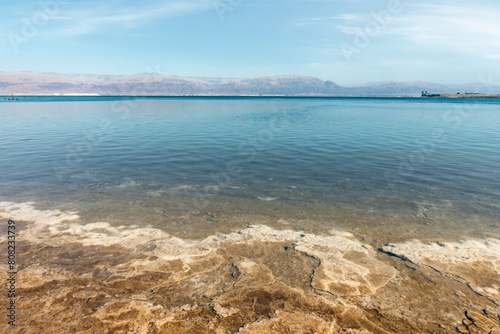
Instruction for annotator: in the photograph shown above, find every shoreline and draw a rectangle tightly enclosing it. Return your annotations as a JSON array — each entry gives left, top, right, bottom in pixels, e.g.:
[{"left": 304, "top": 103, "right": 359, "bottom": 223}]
[
  {"left": 422, "top": 93, "right": 500, "bottom": 98},
  {"left": 1, "top": 200, "right": 499, "bottom": 333},
  {"left": 1, "top": 92, "right": 500, "bottom": 98}
]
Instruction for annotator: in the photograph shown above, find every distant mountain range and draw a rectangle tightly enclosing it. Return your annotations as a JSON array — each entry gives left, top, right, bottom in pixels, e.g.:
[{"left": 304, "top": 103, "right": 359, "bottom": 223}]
[{"left": 0, "top": 71, "right": 498, "bottom": 96}]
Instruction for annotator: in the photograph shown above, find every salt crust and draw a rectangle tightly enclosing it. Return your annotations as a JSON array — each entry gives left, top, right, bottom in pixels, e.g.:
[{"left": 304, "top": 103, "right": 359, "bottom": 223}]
[
  {"left": 2, "top": 201, "right": 499, "bottom": 300},
  {"left": 0, "top": 201, "right": 396, "bottom": 296}
]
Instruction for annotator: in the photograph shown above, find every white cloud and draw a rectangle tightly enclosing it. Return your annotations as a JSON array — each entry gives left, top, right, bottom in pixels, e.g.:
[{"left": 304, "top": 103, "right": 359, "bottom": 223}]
[
  {"left": 293, "top": 16, "right": 337, "bottom": 28},
  {"left": 32, "top": 0, "right": 218, "bottom": 38},
  {"left": 324, "top": 3, "right": 500, "bottom": 57},
  {"left": 294, "top": 14, "right": 365, "bottom": 28},
  {"left": 336, "top": 25, "right": 363, "bottom": 35},
  {"left": 335, "top": 14, "right": 362, "bottom": 22},
  {"left": 384, "top": 4, "right": 500, "bottom": 52}
]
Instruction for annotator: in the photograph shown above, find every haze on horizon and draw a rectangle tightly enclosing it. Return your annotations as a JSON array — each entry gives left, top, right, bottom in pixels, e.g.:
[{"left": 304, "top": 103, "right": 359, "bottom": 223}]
[{"left": 1, "top": 0, "right": 499, "bottom": 85}]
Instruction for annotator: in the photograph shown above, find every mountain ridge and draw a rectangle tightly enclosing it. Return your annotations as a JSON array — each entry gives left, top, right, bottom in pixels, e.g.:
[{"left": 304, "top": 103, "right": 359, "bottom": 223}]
[{"left": 0, "top": 71, "right": 498, "bottom": 96}]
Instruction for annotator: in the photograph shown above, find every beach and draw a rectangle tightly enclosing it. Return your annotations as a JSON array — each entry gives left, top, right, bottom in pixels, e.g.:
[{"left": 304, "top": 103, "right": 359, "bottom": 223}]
[{"left": 1, "top": 201, "right": 499, "bottom": 333}]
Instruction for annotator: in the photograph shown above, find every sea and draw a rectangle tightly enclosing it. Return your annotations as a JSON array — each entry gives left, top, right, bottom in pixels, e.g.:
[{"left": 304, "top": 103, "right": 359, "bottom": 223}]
[{"left": 1, "top": 96, "right": 499, "bottom": 245}]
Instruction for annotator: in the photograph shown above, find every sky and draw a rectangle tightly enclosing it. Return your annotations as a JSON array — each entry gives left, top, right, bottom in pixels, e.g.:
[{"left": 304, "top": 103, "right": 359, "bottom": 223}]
[{"left": 1, "top": 0, "right": 500, "bottom": 85}]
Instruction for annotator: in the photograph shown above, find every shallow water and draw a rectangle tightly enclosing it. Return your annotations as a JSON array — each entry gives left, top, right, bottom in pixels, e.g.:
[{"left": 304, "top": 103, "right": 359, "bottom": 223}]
[
  {"left": 2, "top": 96, "right": 500, "bottom": 333},
  {"left": 1, "top": 96, "right": 499, "bottom": 244}
]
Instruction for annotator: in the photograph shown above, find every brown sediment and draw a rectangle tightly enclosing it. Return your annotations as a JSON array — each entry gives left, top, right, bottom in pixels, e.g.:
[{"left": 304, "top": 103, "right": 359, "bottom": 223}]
[
  {"left": 381, "top": 239, "right": 500, "bottom": 305},
  {"left": 1, "top": 202, "right": 499, "bottom": 333}
]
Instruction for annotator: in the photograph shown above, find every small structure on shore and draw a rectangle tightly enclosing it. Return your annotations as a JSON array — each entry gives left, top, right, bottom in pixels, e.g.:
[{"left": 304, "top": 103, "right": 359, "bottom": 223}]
[{"left": 421, "top": 91, "right": 441, "bottom": 97}]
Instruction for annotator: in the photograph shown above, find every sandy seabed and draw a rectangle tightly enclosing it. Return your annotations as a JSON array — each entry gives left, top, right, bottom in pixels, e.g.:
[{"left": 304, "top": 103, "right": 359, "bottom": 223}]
[{"left": 0, "top": 201, "right": 499, "bottom": 333}]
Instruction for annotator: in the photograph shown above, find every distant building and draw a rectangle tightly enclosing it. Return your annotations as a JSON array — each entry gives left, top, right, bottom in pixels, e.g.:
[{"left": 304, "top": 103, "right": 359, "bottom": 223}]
[{"left": 421, "top": 91, "right": 441, "bottom": 97}]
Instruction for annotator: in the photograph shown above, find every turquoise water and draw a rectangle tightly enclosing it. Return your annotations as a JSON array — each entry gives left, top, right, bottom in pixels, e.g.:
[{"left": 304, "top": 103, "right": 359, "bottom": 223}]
[{"left": 1, "top": 97, "right": 499, "bottom": 242}]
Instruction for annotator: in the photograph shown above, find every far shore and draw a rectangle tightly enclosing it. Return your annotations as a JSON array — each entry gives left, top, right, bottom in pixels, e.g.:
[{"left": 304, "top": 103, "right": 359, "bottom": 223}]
[
  {"left": 1, "top": 93, "right": 500, "bottom": 98},
  {"left": 424, "top": 93, "right": 500, "bottom": 98}
]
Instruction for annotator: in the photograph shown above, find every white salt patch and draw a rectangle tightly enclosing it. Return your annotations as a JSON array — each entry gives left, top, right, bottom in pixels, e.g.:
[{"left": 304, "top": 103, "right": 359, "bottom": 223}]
[
  {"left": 257, "top": 196, "right": 277, "bottom": 201},
  {"left": 382, "top": 239, "right": 500, "bottom": 263},
  {"left": 0, "top": 202, "right": 397, "bottom": 296},
  {"left": 382, "top": 238, "right": 500, "bottom": 304}
]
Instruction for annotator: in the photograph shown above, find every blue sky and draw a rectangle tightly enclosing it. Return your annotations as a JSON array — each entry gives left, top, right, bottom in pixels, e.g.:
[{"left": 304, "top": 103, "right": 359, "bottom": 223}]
[{"left": 1, "top": 0, "right": 499, "bottom": 84}]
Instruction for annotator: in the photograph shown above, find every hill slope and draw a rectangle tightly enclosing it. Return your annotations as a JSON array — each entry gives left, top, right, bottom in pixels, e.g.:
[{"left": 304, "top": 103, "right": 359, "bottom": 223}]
[{"left": 0, "top": 71, "right": 496, "bottom": 96}]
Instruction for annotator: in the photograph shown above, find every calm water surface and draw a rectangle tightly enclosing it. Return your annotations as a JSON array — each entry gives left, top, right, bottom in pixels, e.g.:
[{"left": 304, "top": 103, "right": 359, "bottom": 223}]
[{"left": 1, "top": 97, "right": 499, "bottom": 244}]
